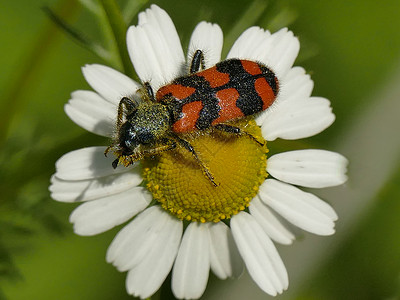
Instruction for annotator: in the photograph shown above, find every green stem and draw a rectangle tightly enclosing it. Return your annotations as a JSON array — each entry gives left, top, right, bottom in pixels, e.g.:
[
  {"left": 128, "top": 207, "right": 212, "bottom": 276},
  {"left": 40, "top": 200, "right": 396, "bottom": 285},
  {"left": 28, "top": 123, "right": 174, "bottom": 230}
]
[{"left": 99, "top": 0, "right": 135, "bottom": 77}]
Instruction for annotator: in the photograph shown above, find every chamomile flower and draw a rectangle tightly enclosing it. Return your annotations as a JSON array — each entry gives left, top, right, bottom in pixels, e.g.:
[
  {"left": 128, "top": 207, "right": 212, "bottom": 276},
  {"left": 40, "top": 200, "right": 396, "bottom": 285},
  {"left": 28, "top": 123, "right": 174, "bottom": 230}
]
[{"left": 50, "top": 4, "right": 348, "bottom": 299}]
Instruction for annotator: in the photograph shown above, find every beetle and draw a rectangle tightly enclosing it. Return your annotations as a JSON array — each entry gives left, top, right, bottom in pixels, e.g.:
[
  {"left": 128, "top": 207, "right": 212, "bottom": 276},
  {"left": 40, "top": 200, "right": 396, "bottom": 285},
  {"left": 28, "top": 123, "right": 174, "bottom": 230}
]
[{"left": 105, "top": 50, "right": 279, "bottom": 186}]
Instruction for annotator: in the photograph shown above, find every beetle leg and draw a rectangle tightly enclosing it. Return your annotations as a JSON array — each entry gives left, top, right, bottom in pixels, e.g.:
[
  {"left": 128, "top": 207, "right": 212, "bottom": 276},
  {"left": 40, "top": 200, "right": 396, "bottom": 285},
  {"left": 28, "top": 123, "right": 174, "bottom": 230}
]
[
  {"left": 214, "top": 124, "right": 265, "bottom": 146},
  {"left": 143, "top": 139, "right": 177, "bottom": 156},
  {"left": 143, "top": 82, "right": 156, "bottom": 101},
  {"left": 117, "top": 97, "right": 137, "bottom": 128},
  {"left": 105, "top": 98, "right": 134, "bottom": 159},
  {"left": 104, "top": 143, "right": 116, "bottom": 157},
  {"left": 114, "top": 140, "right": 177, "bottom": 168},
  {"left": 173, "top": 135, "right": 218, "bottom": 187},
  {"left": 190, "top": 50, "right": 205, "bottom": 74}
]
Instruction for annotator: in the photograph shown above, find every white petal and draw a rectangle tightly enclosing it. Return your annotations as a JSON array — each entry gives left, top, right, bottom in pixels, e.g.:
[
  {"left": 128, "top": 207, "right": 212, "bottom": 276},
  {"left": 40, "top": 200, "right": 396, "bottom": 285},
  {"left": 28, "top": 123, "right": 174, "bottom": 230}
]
[
  {"left": 106, "top": 206, "right": 171, "bottom": 272},
  {"left": 256, "top": 66, "right": 314, "bottom": 126},
  {"left": 227, "top": 27, "right": 299, "bottom": 78},
  {"left": 227, "top": 27, "right": 271, "bottom": 61},
  {"left": 231, "top": 212, "right": 288, "bottom": 295},
  {"left": 188, "top": 22, "right": 223, "bottom": 70},
  {"left": 138, "top": 5, "right": 185, "bottom": 67},
  {"left": 208, "top": 222, "right": 243, "bottom": 279},
  {"left": 258, "top": 179, "right": 338, "bottom": 235},
  {"left": 261, "top": 96, "right": 335, "bottom": 141},
  {"left": 50, "top": 171, "right": 142, "bottom": 202},
  {"left": 278, "top": 66, "right": 314, "bottom": 102},
  {"left": 127, "top": 5, "right": 185, "bottom": 91},
  {"left": 69, "top": 187, "right": 151, "bottom": 236},
  {"left": 172, "top": 222, "right": 210, "bottom": 300},
  {"left": 82, "top": 64, "right": 140, "bottom": 105},
  {"left": 267, "top": 149, "right": 348, "bottom": 188},
  {"left": 249, "top": 196, "right": 295, "bottom": 244},
  {"left": 127, "top": 25, "right": 170, "bottom": 91},
  {"left": 255, "top": 66, "right": 314, "bottom": 126},
  {"left": 126, "top": 213, "right": 182, "bottom": 299},
  {"left": 54, "top": 147, "right": 137, "bottom": 181},
  {"left": 258, "top": 28, "right": 300, "bottom": 79},
  {"left": 65, "top": 90, "right": 116, "bottom": 137}
]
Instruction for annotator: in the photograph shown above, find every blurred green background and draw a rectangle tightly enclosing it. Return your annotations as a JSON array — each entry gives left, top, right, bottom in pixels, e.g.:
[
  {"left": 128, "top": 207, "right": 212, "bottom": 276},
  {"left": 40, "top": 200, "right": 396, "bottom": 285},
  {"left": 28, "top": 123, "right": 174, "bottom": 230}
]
[{"left": 1, "top": 0, "right": 400, "bottom": 299}]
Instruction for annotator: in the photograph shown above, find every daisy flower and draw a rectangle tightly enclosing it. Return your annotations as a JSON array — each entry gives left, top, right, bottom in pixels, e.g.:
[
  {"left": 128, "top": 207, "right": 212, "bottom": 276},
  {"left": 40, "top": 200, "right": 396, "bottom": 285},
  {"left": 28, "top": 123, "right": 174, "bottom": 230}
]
[{"left": 49, "top": 4, "right": 348, "bottom": 299}]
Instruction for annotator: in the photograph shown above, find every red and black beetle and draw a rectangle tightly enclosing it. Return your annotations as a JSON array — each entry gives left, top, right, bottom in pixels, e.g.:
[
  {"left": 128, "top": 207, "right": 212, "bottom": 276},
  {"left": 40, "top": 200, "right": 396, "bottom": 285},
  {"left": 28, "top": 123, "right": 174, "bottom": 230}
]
[{"left": 105, "top": 50, "right": 279, "bottom": 185}]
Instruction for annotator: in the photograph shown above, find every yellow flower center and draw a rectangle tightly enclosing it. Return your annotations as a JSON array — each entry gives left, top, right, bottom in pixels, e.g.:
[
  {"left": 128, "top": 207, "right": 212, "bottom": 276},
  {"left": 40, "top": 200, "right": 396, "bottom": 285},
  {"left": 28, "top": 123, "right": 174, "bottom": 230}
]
[{"left": 142, "top": 119, "right": 268, "bottom": 223}]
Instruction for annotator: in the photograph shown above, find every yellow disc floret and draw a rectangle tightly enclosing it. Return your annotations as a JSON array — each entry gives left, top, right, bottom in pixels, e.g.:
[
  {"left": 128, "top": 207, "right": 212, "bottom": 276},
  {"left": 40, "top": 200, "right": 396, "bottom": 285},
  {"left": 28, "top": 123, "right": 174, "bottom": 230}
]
[{"left": 143, "top": 119, "right": 268, "bottom": 223}]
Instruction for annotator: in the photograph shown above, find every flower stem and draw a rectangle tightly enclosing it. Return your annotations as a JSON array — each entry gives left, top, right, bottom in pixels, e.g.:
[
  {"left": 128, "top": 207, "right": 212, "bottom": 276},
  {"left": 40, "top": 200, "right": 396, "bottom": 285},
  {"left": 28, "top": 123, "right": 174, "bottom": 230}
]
[{"left": 99, "top": 0, "right": 135, "bottom": 77}]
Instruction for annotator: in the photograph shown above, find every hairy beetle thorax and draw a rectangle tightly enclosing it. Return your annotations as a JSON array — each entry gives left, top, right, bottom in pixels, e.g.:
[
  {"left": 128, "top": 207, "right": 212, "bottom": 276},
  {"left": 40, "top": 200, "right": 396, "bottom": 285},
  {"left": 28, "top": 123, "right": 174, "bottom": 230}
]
[{"left": 128, "top": 102, "right": 171, "bottom": 143}]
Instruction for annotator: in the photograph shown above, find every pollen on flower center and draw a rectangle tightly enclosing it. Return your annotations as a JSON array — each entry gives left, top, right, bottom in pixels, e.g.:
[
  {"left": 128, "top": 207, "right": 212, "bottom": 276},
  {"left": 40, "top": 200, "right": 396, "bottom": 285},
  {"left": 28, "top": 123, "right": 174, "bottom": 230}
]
[{"left": 142, "top": 119, "right": 268, "bottom": 223}]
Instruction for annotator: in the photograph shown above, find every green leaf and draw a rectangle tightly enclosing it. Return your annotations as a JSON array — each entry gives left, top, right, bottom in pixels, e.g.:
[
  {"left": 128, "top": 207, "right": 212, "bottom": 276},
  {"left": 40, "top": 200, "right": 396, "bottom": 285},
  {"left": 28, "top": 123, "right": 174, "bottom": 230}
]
[{"left": 43, "top": 6, "right": 111, "bottom": 62}]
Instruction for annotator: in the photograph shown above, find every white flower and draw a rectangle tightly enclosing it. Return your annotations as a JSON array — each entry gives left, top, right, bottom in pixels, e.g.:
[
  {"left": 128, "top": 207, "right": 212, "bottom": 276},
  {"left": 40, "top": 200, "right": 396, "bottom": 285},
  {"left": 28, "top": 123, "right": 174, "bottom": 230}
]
[{"left": 50, "top": 4, "right": 348, "bottom": 299}]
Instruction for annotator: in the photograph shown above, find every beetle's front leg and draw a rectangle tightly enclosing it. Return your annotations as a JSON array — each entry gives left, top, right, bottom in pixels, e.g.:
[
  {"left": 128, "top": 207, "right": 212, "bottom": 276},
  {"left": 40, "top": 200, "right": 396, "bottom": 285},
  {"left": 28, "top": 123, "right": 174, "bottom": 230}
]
[
  {"left": 117, "top": 97, "right": 137, "bottom": 128},
  {"left": 113, "top": 139, "right": 177, "bottom": 168}
]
